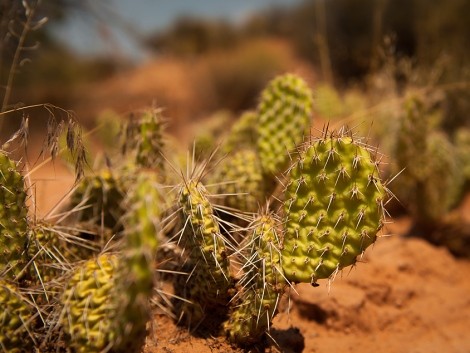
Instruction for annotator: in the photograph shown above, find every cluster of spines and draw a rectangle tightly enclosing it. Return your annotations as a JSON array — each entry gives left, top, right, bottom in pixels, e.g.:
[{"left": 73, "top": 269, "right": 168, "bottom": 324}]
[
  {"left": 281, "top": 132, "right": 387, "bottom": 284},
  {"left": 224, "top": 213, "right": 285, "bottom": 345},
  {"left": 0, "top": 151, "right": 29, "bottom": 280},
  {"left": 177, "top": 179, "right": 232, "bottom": 321}
]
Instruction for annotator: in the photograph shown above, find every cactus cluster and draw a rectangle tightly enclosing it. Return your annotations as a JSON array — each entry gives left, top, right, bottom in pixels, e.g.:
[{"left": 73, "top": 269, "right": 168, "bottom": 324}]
[{"left": 0, "top": 73, "right": 391, "bottom": 351}]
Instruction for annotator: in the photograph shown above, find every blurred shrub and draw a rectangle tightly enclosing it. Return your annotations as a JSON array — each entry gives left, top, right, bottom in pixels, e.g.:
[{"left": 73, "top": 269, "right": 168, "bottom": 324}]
[
  {"left": 145, "top": 17, "right": 238, "bottom": 57},
  {"left": 194, "top": 40, "right": 294, "bottom": 112}
]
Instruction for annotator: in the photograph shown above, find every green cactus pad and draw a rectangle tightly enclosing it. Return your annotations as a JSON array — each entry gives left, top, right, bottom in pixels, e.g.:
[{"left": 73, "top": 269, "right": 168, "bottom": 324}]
[
  {"left": 134, "top": 109, "right": 166, "bottom": 170},
  {"left": 0, "top": 152, "right": 29, "bottom": 279},
  {"left": 69, "top": 169, "right": 125, "bottom": 232},
  {"left": 210, "top": 149, "right": 265, "bottom": 213},
  {"left": 223, "top": 110, "right": 258, "bottom": 154},
  {"left": 178, "top": 180, "right": 232, "bottom": 320},
  {"left": 0, "top": 280, "right": 35, "bottom": 352},
  {"left": 225, "top": 214, "right": 285, "bottom": 345},
  {"left": 113, "top": 173, "right": 161, "bottom": 350},
  {"left": 282, "top": 134, "right": 387, "bottom": 284},
  {"left": 62, "top": 254, "right": 118, "bottom": 353},
  {"left": 256, "top": 73, "right": 313, "bottom": 175}
]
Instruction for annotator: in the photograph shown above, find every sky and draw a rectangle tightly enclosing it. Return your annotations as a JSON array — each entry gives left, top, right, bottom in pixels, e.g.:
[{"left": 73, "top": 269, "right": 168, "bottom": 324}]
[{"left": 50, "top": 0, "right": 305, "bottom": 60}]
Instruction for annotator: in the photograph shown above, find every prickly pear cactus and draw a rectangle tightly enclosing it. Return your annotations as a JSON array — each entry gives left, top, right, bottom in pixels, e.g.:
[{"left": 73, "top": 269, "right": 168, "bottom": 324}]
[
  {"left": 455, "top": 127, "right": 470, "bottom": 187},
  {"left": 26, "top": 225, "right": 66, "bottom": 284},
  {"left": 69, "top": 169, "right": 125, "bottom": 232},
  {"left": 178, "top": 179, "right": 232, "bottom": 321},
  {"left": 63, "top": 175, "right": 161, "bottom": 353},
  {"left": 413, "top": 132, "right": 462, "bottom": 224},
  {"left": 393, "top": 95, "right": 462, "bottom": 225},
  {"left": 256, "top": 73, "right": 313, "bottom": 175},
  {"left": 125, "top": 109, "right": 166, "bottom": 170},
  {"left": 0, "top": 280, "right": 35, "bottom": 352},
  {"left": 282, "top": 133, "right": 387, "bottom": 284},
  {"left": 224, "top": 214, "right": 285, "bottom": 345},
  {"left": 62, "top": 254, "right": 118, "bottom": 353},
  {"left": 223, "top": 110, "right": 258, "bottom": 154},
  {"left": 210, "top": 149, "right": 265, "bottom": 213},
  {"left": 113, "top": 172, "right": 161, "bottom": 351},
  {"left": 0, "top": 151, "right": 29, "bottom": 280}
]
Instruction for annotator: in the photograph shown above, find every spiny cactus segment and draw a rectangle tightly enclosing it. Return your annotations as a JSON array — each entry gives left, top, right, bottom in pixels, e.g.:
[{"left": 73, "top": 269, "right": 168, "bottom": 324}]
[
  {"left": 62, "top": 254, "right": 118, "bottom": 353},
  {"left": 69, "top": 169, "right": 126, "bottom": 233},
  {"left": 177, "top": 179, "right": 232, "bottom": 321},
  {"left": 256, "top": 73, "right": 313, "bottom": 175},
  {"left": 0, "top": 280, "right": 35, "bottom": 352},
  {"left": 0, "top": 151, "right": 29, "bottom": 280},
  {"left": 224, "top": 213, "right": 285, "bottom": 345},
  {"left": 282, "top": 132, "right": 387, "bottom": 284},
  {"left": 210, "top": 149, "right": 264, "bottom": 214}
]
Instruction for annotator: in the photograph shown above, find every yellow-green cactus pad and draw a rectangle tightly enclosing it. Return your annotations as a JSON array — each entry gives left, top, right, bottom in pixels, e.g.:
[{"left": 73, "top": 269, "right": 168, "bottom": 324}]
[
  {"left": 0, "top": 152, "right": 29, "bottom": 279},
  {"left": 178, "top": 180, "right": 232, "bottom": 319},
  {"left": 257, "top": 74, "right": 313, "bottom": 175},
  {"left": 210, "top": 149, "right": 264, "bottom": 213},
  {"left": 282, "top": 134, "right": 387, "bottom": 284},
  {"left": 225, "top": 214, "right": 285, "bottom": 345},
  {"left": 62, "top": 254, "right": 118, "bottom": 353},
  {"left": 69, "top": 169, "right": 125, "bottom": 232},
  {"left": 0, "top": 280, "right": 34, "bottom": 352}
]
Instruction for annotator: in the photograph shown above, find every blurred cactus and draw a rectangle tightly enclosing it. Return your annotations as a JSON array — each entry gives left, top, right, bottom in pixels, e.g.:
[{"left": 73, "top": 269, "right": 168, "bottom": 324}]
[
  {"left": 0, "top": 280, "right": 35, "bottom": 352},
  {"left": 69, "top": 169, "right": 126, "bottom": 233},
  {"left": 314, "top": 83, "right": 345, "bottom": 119},
  {"left": 210, "top": 149, "right": 264, "bottom": 214},
  {"left": 223, "top": 110, "right": 258, "bottom": 154},
  {"left": 0, "top": 151, "right": 29, "bottom": 280},
  {"left": 256, "top": 73, "right": 313, "bottom": 176},
  {"left": 63, "top": 174, "right": 161, "bottom": 352},
  {"left": 393, "top": 94, "right": 463, "bottom": 227},
  {"left": 455, "top": 127, "right": 470, "bottom": 188}
]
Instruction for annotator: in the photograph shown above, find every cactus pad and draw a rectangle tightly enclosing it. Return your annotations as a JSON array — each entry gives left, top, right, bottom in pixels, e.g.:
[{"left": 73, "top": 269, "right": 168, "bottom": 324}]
[
  {"left": 62, "top": 254, "right": 118, "bottom": 353},
  {"left": 225, "top": 214, "right": 285, "bottom": 345},
  {"left": 282, "top": 134, "right": 387, "bottom": 284},
  {"left": 256, "top": 74, "right": 313, "bottom": 175},
  {"left": 178, "top": 180, "right": 232, "bottom": 320},
  {"left": 0, "top": 280, "right": 34, "bottom": 352},
  {"left": 210, "top": 149, "right": 265, "bottom": 213},
  {"left": 0, "top": 152, "right": 29, "bottom": 279}
]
